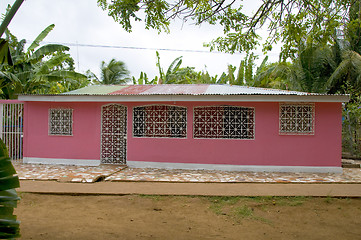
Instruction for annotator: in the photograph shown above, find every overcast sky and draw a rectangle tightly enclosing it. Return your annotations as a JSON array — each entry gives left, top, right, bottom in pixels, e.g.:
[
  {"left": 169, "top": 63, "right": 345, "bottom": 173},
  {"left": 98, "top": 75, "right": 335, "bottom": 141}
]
[{"left": 1, "top": 0, "right": 279, "bottom": 80}]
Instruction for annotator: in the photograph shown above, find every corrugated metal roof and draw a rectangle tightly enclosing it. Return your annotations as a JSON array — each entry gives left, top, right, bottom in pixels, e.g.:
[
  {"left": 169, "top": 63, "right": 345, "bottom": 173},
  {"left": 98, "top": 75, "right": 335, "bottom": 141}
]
[
  {"left": 18, "top": 84, "right": 349, "bottom": 103},
  {"left": 62, "top": 84, "right": 314, "bottom": 96},
  {"left": 204, "top": 85, "right": 308, "bottom": 95},
  {"left": 63, "top": 85, "right": 128, "bottom": 94}
]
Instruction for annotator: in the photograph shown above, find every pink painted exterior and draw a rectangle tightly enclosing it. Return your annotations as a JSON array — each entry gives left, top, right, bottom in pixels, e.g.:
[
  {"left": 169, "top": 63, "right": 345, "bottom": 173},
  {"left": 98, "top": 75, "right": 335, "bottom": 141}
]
[
  {"left": 23, "top": 101, "right": 342, "bottom": 167},
  {"left": 0, "top": 100, "right": 24, "bottom": 104}
]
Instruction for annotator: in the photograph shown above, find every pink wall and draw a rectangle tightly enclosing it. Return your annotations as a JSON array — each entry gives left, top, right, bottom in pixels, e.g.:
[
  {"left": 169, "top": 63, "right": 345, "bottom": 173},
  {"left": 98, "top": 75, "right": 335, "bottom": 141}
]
[
  {"left": 0, "top": 100, "right": 24, "bottom": 104},
  {"left": 23, "top": 101, "right": 342, "bottom": 167},
  {"left": 24, "top": 102, "right": 102, "bottom": 160}
]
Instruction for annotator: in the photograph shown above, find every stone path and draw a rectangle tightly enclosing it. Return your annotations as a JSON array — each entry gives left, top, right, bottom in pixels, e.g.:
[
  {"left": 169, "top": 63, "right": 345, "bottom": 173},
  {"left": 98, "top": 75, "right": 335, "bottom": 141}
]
[
  {"left": 14, "top": 163, "right": 125, "bottom": 183},
  {"left": 14, "top": 163, "right": 361, "bottom": 183}
]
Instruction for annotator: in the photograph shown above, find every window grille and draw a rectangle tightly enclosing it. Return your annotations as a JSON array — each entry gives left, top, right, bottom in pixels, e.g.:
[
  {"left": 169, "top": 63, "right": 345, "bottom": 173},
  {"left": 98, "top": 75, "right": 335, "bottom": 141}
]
[
  {"left": 279, "top": 103, "right": 314, "bottom": 135},
  {"left": 193, "top": 106, "right": 255, "bottom": 139},
  {"left": 133, "top": 105, "right": 187, "bottom": 138},
  {"left": 49, "top": 109, "right": 73, "bottom": 136}
]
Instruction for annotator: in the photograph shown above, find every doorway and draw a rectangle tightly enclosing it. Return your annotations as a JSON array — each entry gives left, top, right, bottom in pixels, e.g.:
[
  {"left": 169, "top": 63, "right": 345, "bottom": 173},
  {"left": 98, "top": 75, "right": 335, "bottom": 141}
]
[{"left": 101, "top": 104, "right": 127, "bottom": 164}]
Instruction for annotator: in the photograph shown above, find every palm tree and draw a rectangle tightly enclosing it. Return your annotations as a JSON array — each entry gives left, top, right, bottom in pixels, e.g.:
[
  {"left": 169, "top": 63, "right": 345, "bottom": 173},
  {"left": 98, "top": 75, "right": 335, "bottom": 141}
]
[
  {"left": 0, "top": 24, "right": 87, "bottom": 98},
  {"left": 91, "top": 59, "right": 130, "bottom": 85},
  {"left": 326, "top": 49, "right": 361, "bottom": 93},
  {"left": 254, "top": 44, "right": 337, "bottom": 93}
]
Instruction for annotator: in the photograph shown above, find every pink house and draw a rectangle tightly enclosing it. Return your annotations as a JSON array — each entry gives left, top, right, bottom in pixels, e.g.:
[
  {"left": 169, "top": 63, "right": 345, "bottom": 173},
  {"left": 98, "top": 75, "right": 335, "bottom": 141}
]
[{"left": 18, "top": 84, "right": 349, "bottom": 173}]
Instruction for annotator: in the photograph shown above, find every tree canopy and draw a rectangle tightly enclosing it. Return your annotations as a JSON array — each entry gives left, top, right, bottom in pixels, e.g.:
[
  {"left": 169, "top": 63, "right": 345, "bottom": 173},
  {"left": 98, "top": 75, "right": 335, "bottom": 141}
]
[
  {"left": 88, "top": 58, "right": 130, "bottom": 85},
  {"left": 97, "top": 0, "right": 357, "bottom": 60},
  {"left": 0, "top": 25, "right": 88, "bottom": 98}
]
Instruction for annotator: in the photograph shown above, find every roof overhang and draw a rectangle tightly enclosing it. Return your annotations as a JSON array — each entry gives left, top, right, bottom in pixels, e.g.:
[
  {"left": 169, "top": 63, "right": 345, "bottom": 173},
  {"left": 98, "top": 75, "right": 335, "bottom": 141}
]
[{"left": 18, "top": 94, "right": 350, "bottom": 103}]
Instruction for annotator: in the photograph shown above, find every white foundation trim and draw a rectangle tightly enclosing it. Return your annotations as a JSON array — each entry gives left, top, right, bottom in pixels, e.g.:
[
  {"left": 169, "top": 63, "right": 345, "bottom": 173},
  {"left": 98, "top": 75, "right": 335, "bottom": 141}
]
[
  {"left": 23, "top": 157, "right": 101, "bottom": 166},
  {"left": 127, "top": 161, "right": 342, "bottom": 173}
]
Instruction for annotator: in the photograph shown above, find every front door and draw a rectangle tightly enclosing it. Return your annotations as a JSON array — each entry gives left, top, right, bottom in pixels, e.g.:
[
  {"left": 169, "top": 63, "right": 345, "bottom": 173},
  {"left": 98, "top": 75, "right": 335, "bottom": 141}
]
[{"left": 101, "top": 104, "right": 127, "bottom": 164}]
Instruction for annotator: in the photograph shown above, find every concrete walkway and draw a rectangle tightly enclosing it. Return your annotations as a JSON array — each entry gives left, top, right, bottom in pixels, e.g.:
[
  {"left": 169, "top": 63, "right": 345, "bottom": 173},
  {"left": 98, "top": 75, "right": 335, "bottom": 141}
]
[
  {"left": 18, "top": 180, "right": 361, "bottom": 197},
  {"left": 14, "top": 163, "right": 361, "bottom": 183}
]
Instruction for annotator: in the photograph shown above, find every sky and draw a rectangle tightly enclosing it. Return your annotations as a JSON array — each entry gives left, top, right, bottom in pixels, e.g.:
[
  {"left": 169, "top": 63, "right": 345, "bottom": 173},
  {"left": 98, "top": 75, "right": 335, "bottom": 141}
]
[{"left": 0, "top": 0, "right": 280, "bottom": 80}]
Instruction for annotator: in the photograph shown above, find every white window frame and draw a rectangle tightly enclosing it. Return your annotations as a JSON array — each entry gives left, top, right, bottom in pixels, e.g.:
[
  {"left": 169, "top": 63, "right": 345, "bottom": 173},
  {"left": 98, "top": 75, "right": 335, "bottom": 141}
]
[
  {"left": 279, "top": 103, "right": 315, "bottom": 135},
  {"left": 48, "top": 108, "right": 73, "bottom": 136},
  {"left": 193, "top": 105, "right": 255, "bottom": 140}
]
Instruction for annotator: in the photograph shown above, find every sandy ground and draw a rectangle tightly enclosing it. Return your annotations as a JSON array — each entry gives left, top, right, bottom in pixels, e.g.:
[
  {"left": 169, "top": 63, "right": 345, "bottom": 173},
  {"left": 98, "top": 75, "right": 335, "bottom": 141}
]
[{"left": 15, "top": 193, "right": 361, "bottom": 240}]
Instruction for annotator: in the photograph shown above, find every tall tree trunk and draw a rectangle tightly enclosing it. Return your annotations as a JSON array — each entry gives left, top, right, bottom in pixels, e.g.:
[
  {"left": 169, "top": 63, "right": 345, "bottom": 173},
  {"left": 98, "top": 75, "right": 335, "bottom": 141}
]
[{"left": 0, "top": 0, "right": 25, "bottom": 38}]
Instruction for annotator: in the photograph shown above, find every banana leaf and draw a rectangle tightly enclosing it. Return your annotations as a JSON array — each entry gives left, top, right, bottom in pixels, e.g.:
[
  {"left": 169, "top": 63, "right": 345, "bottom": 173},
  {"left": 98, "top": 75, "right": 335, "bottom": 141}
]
[
  {"left": 27, "top": 24, "right": 55, "bottom": 52},
  {"left": 0, "top": 39, "right": 13, "bottom": 66},
  {"left": 30, "top": 44, "right": 70, "bottom": 61},
  {"left": 0, "top": 139, "right": 20, "bottom": 238}
]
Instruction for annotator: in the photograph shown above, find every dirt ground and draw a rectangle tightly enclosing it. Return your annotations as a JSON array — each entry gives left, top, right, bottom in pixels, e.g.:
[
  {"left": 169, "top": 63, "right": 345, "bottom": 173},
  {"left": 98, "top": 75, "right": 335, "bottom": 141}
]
[{"left": 15, "top": 193, "right": 361, "bottom": 240}]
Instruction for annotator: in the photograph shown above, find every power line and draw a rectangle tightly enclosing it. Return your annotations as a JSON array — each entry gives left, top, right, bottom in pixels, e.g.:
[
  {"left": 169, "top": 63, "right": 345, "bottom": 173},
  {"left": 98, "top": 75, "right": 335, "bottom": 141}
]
[
  {"left": 27, "top": 40, "right": 281, "bottom": 60},
  {"left": 33, "top": 40, "right": 247, "bottom": 55}
]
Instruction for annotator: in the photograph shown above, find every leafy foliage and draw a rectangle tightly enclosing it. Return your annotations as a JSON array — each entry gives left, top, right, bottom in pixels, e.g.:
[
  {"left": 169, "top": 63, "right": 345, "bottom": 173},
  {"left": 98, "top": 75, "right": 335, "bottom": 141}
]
[
  {"left": 326, "top": 49, "right": 361, "bottom": 93},
  {"left": 97, "top": 0, "right": 354, "bottom": 60},
  {"left": 155, "top": 51, "right": 199, "bottom": 84},
  {"left": 0, "top": 39, "right": 12, "bottom": 65},
  {"left": 132, "top": 71, "right": 158, "bottom": 84},
  {"left": 255, "top": 44, "right": 338, "bottom": 93},
  {"left": 89, "top": 59, "right": 130, "bottom": 85},
  {"left": 0, "top": 139, "right": 20, "bottom": 239},
  {"left": 342, "top": 95, "right": 361, "bottom": 157},
  {"left": 0, "top": 25, "right": 87, "bottom": 98}
]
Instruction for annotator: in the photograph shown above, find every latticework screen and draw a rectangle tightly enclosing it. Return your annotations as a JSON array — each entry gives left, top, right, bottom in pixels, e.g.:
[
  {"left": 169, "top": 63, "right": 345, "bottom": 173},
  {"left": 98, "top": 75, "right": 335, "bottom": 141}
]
[
  {"left": 101, "top": 104, "right": 127, "bottom": 164},
  {"left": 193, "top": 106, "right": 255, "bottom": 139},
  {"left": 279, "top": 103, "right": 314, "bottom": 135},
  {"left": 49, "top": 109, "right": 73, "bottom": 136},
  {"left": 133, "top": 105, "right": 187, "bottom": 138}
]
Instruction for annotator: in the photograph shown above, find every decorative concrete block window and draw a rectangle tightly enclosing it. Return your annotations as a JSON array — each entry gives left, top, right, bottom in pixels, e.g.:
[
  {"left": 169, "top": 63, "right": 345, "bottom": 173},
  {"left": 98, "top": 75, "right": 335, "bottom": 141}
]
[
  {"left": 279, "top": 103, "right": 314, "bottom": 135},
  {"left": 193, "top": 106, "right": 255, "bottom": 139},
  {"left": 133, "top": 105, "right": 187, "bottom": 138},
  {"left": 49, "top": 109, "right": 73, "bottom": 136}
]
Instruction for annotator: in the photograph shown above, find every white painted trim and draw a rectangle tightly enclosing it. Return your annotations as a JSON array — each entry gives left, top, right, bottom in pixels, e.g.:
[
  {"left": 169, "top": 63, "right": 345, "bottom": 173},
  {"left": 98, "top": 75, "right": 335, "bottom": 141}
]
[
  {"left": 23, "top": 157, "right": 100, "bottom": 166},
  {"left": 127, "top": 161, "right": 342, "bottom": 173},
  {"left": 18, "top": 94, "right": 349, "bottom": 103}
]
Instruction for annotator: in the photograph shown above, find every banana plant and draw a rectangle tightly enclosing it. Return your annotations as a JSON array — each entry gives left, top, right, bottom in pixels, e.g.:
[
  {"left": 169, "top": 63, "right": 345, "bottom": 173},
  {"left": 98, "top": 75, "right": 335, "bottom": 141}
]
[
  {"left": 132, "top": 71, "right": 158, "bottom": 84},
  {"left": 0, "top": 139, "right": 20, "bottom": 239},
  {"left": 0, "top": 25, "right": 87, "bottom": 98},
  {"left": 155, "top": 51, "right": 183, "bottom": 84}
]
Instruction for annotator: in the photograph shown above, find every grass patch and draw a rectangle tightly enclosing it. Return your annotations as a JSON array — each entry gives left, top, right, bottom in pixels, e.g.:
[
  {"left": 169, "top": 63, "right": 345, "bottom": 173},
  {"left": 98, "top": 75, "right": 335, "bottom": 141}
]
[
  {"left": 231, "top": 205, "right": 272, "bottom": 224},
  {"left": 205, "top": 196, "right": 241, "bottom": 205},
  {"left": 233, "top": 205, "right": 253, "bottom": 218},
  {"left": 324, "top": 196, "right": 334, "bottom": 204},
  {"left": 206, "top": 196, "right": 241, "bottom": 215},
  {"left": 249, "top": 196, "right": 307, "bottom": 206},
  {"left": 209, "top": 203, "right": 224, "bottom": 215}
]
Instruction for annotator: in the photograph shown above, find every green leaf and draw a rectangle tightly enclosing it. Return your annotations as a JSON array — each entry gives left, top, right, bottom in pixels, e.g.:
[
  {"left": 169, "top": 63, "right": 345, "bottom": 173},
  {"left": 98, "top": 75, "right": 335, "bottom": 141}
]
[
  {"left": 0, "top": 39, "right": 13, "bottom": 65},
  {"left": 0, "top": 207, "right": 14, "bottom": 215},
  {"left": 0, "top": 164, "right": 17, "bottom": 178},
  {"left": 27, "top": 24, "right": 55, "bottom": 52},
  {"left": 30, "top": 44, "right": 70, "bottom": 60},
  {"left": 0, "top": 176, "right": 20, "bottom": 191},
  {"left": 0, "top": 190, "right": 20, "bottom": 202}
]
